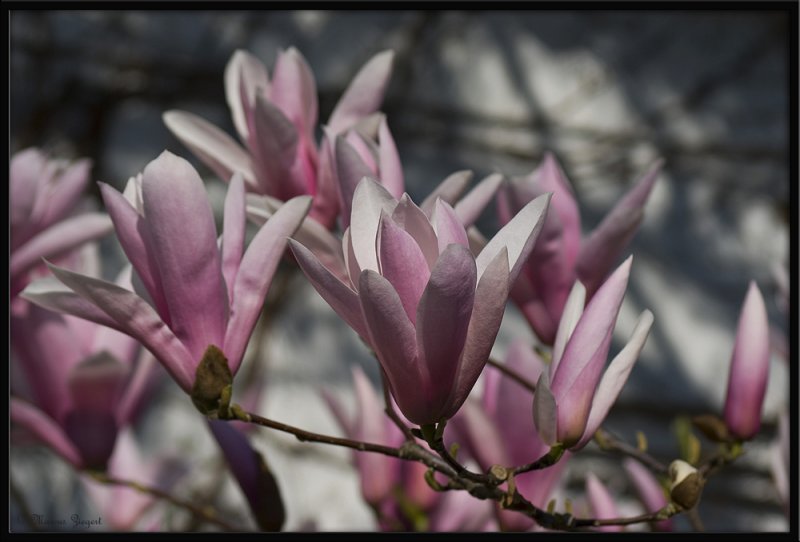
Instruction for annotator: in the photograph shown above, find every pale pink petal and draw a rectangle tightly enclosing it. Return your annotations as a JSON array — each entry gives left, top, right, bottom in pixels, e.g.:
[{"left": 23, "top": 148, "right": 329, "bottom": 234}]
[
  {"left": 221, "top": 173, "right": 247, "bottom": 300},
  {"left": 449, "top": 399, "right": 509, "bottom": 469},
  {"left": 224, "top": 196, "right": 311, "bottom": 373},
  {"left": 377, "top": 213, "right": 430, "bottom": 324},
  {"left": 533, "top": 153, "right": 582, "bottom": 271},
  {"left": 250, "top": 95, "right": 300, "bottom": 198},
  {"left": 586, "top": 473, "right": 622, "bottom": 532},
  {"left": 11, "top": 397, "right": 83, "bottom": 469},
  {"left": 350, "top": 177, "right": 398, "bottom": 273},
  {"left": 576, "top": 160, "right": 662, "bottom": 297},
  {"left": 443, "top": 248, "right": 509, "bottom": 419},
  {"left": 327, "top": 50, "right": 395, "bottom": 134},
  {"left": 575, "top": 310, "right": 654, "bottom": 450},
  {"left": 420, "top": 170, "right": 472, "bottom": 217},
  {"left": 311, "top": 130, "right": 341, "bottom": 229},
  {"left": 99, "top": 183, "right": 170, "bottom": 319},
  {"left": 550, "top": 280, "right": 587, "bottom": 378},
  {"left": 142, "top": 151, "right": 228, "bottom": 362},
  {"left": 345, "top": 130, "right": 378, "bottom": 172},
  {"left": 21, "top": 276, "right": 123, "bottom": 332},
  {"left": 453, "top": 173, "right": 503, "bottom": 227},
  {"left": 358, "top": 270, "right": 427, "bottom": 424},
  {"left": 38, "top": 158, "right": 92, "bottom": 230},
  {"left": 47, "top": 262, "right": 195, "bottom": 392},
  {"left": 224, "top": 49, "right": 270, "bottom": 141},
  {"left": 10, "top": 148, "right": 47, "bottom": 229},
  {"left": 416, "top": 244, "right": 476, "bottom": 414},
  {"left": 335, "top": 136, "right": 374, "bottom": 230},
  {"left": 724, "top": 281, "right": 770, "bottom": 440},
  {"left": 163, "top": 110, "right": 257, "bottom": 188},
  {"left": 343, "top": 227, "right": 362, "bottom": 288},
  {"left": 377, "top": 118, "right": 404, "bottom": 199},
  {"left": 10, "top": 212, "right": 112, "bottom": 281},
  {"left": 475, "top": 193, "right": 551, "bottom": 285},
  {"left": 289, "top": 239, "right": 368, "bottom": 341},
  {"left": 432, "top": 199, "right": 470, "bottom": 253},
  {"left": 391, "top": 194, "right": 439, "bottom": 269},
  {"left": 623, "top": 458, "right": 672, "bottom": 531},
  {"left": 116, "top": 352, "right": 160, "bottom": 426},
  {"left": 270, "top": 47, "right": 318, "bottom": 138}
]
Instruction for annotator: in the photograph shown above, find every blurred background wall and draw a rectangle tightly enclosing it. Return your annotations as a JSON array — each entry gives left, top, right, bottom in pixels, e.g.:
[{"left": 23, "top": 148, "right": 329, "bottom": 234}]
[{"left": 10, "top": 10, "right": 792, "bottom": 532}]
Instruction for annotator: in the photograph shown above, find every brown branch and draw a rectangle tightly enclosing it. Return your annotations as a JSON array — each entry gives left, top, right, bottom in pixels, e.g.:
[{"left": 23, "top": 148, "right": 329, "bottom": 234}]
[
  {"left": 88, "top": 472, "right": 241, "bottom": 532},
  {"left": 594, "top": 428, "right": 669, "bottom": 474},
  {"left": 487, "top": 357, "right": 536, "bottom": 393}
]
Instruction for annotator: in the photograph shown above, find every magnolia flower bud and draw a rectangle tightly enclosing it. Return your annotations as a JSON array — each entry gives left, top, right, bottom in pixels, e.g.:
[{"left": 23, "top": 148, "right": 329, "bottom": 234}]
[{"left": 668, "top": 460, "right": 704, "bottom": 510}]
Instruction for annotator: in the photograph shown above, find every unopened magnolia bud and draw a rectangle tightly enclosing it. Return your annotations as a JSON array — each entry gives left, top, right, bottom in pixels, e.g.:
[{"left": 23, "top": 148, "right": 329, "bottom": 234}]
[
  {"left": 692, "top": 414, "right": 730, "bottom": 443},
  {"left": 668, "top": 460, "right": 704, "bottom": 510}
]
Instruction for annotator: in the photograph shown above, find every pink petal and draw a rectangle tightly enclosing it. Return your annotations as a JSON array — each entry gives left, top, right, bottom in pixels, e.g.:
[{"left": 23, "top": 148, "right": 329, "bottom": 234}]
[
  {"left": 724, "top": 281, "right": 770, "bottom": 440},
  {"left": 142, "top": 151, "right": 229, "bottom": 363},
  {"left": 576, "top": 160, "right": 662, "bottom": 297},
  {"left": 623, "top": 458, "right": 672, "bottom": 531},
  {"left": 443, "top": 248, "right": 509, "bottom": 419},
  {"left": 47, "top": 262, "right": 195, "bottom": 392},
  {"left": 415, "top": 244, "right": 476, "bottom": 415},
  {"left": 270, "top": 47, "right": 318, "bottom": 138},
  {"left": 377, "top": 118, "right": 404, "bottom": 199},
  {"left": 350, "top": 177, "right": 398, "bottom": 273},
  {"left": 575, "top": 310, "right": 654, "bottom": 450},
  {"left": 289, "top": 239, "right": 368, "bottom": 341},
  {"left": 550, "top": 280, "right": 586, "bottom": 378},
  {"left": 475, "top": 193, "right": 551, "bottom": 286},
  {"left": 453, "top": 173, "right": 503, "bottom": 227},
  {"left": 10, "top": 212, "right": 112, "bottom": 281},
  {"left": 586, "top": 473, "right": 622, "bottom": 532},
  {"left": 449, "top": 399, "right": 509, "bottom": 469},
  {"left": 221, "top": 173, "right": 247, "bottom": 300},
  {"left": 310, "top": 130, "right": 341, "bottom": 229},
  {"left": 11, "top": 397, "right": 83, "bottom": 469},
  {"left": 327, "top": 50, "right": 395, "bottom": 134},
  {"left": 163, "top": 110, "right": 257, "bottom": 188},
  {"left": 21, "top": 276, "right": 123, "bottom": 332},
  {"left": 224, "top": 196, "right": 311, "bottom": 373},
  {"left": 377, "top": 213, "right": 430, "bottom": 324},
  {"left": 420, "top": 170, "right": 472, "bottom": 217},
  {"left": 342, "top": 227, "right": 362, "bottom": 288},
  {"left": 391, "top": 194, "right": 439, "bottom": 269},
  {"left": 358, "top": 270, "right": 427, "bottom": 424},
  {"left": 68, "top": 351, "right": 127, "bottom": 414},
  {"left": 432, "top": 199, "right": 469, "bottom": 253},
  {"left": 10, "top": 148, "right": 46, "bottom": 229},
  {"left": 335, "top": 136, "right": 374, "bottom": 230},
  {"left": 37, "top": 158, "right": 92, "bottom": 231},
  {"left": 250, "top": 95, "right": 300, "bottom": 198},
  {"left": 99, "top": 183, "right": 170, "bottom": 319},
  {"left": 224, "top": 49, "right": 270, "bottom": 141},
  {"left": 116, "top": 352, "right": 160, "bottom": 426}
]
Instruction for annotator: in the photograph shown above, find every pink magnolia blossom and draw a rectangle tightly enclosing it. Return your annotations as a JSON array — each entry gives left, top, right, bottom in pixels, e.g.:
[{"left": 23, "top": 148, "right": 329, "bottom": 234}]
[
  {"left": 164, "top": 47, "right": 394, "bottom": 229},
  {"left": 532, "top": 257, "right": 654, "bottom": 449},
  {"left": 497, "top": 153, "right": 661, "bottom": 345},
  {"left": 11, "top": 265, "right": 157, "bottom": 470},
  {"left": 22, "top": 151, "right": 310, "bottom": 393},
  {"left": 324, "top": 366, "right": 495, "bottom": 531},
  {"left": 448, "top": 339, "right": 570, "bottom": 531},
  {"left": 623, "top": 458, "right": 672, "bottom": 531},
  {"left": 10, "top": 148, "right": 113, "bottom": 298},
  {"left": 723, "top": 281, "right": 770, "bottom": 441},
  {"left": 291, "top": 176, "right": 551, "bottom": 426}
]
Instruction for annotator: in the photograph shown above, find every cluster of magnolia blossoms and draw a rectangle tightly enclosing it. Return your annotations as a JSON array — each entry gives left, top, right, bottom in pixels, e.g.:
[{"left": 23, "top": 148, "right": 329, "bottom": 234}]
[{"left": 11, "top": 44, "right": 780, "bottom": 533}]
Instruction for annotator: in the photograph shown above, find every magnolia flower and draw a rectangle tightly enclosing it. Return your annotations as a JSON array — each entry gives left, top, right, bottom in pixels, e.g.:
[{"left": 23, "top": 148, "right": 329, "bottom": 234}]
[
  {"left": 723, "top": 281, "right": 770, "bottom": 441},
  {"left": 22, "top": 151, "right": 310, "bottom": 398},
  {"left": 11, "top": 274, "right": 156, "bottom": 470},
  {"left": 497, "top": 153, "right": 661, "bottom": 344},
  {"left": 623, "top": 458, "right": 672, "bottom": 531},
  {"left": 292, "top": 177, "right": 551, "bottom": 426},
  {"left": 533, "top": 257, "right": 654, "bottom": 449},
  {"left": 10, "top": 148, "right": 113, "bottom": 297},
  {"left": 585, "top": 473, "right": 622, "bottom": 532},
  {"left": 324, "top": 366, "right": 495, "bottom": 531},
  {"left": 448, "top": 339, "right": 569, "bottom": 531},
  {"left": 164, "top": 47, "right": 394, "bottom": 228}
]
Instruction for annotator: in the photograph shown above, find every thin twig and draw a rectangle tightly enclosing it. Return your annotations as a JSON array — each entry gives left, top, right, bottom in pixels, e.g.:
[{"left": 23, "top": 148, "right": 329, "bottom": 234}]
[
  {"left": 381, "top": 373, "right": 416, "bottom": 442},
  {"left": 487, "top": 357, "right": 536, "bottom": 393},
  {"left": 594, "top": 428, "right": 669, "bottom": 474},
  {"left": 88, "top": 472, "right": 240, "bottom": 532},
  {"left": 686, "top": 508, "right": 706, "bottom": 532}
]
